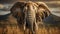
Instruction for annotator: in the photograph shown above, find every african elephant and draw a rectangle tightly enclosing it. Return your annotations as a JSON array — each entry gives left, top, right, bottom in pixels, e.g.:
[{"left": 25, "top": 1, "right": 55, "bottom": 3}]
[{"left": 10, "top": 1, "right": 51, "bottom": 34}]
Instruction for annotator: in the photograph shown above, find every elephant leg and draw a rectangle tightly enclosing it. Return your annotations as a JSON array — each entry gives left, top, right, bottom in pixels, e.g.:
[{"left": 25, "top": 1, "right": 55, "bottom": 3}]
[
  {"left": 35, "top": 18, "right": 38, "bottom": 31},
  {"left": 24, "top": 24, "right": 26, "bottom": 34},
  {"left": 34, "top": 22, "right": 38, "bottom": 34},
  {"left": 31, "top": 23, "right": 34, "bottom": 34},
  {"left": 33, "top": 18, "right": 38, "bottom": 34},
  {"left": 23, "top": 17, "right": 26, "bottom": 34}
]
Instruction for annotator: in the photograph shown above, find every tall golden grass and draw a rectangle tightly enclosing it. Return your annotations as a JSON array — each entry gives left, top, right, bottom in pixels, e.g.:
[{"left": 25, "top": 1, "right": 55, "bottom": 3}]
[{"left": 0, "top": 15, "right": 60, "bottom": 34}]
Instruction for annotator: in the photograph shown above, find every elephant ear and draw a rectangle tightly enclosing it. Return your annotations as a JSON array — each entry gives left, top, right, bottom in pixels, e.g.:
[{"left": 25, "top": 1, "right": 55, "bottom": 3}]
[
  {"left": 10, "top": 1, "right": 26, "bottom": 17},
  {"left": 36, "top": 2, "right": 51, "bottom": 19},
  {"left": 36, "top": 2, "right": 51, "bottom": 22},
  {"left": 10, "top": 2, "right": 26, "bottom": 24},
  {"left": 10, "top": 1, "right": 26, "bottom": 13}
]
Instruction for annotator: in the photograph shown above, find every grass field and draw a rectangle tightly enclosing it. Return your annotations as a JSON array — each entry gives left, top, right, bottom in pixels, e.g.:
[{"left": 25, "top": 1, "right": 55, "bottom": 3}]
[{"left": 0, "top": 15, "right": 60, "bottom": 34}]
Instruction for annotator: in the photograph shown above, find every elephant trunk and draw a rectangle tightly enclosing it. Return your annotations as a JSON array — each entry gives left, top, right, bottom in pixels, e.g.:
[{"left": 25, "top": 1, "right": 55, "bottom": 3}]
[{"left": 23, "top": 3, "right": 37, "bottom": 34}]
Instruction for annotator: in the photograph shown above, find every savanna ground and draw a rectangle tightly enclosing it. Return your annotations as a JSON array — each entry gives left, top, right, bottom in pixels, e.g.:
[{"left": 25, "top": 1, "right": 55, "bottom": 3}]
[
  {"left": 0, "top": 15, "right": 60, "bottom": 34},
  {"left": 0, "top": 1, "right": 60, "bottom": 34}
]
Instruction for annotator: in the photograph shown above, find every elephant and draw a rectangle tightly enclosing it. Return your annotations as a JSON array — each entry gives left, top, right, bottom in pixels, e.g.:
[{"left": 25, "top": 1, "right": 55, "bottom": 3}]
[{"left": 10, "top": 1, "right": 51, "bottom": 34}]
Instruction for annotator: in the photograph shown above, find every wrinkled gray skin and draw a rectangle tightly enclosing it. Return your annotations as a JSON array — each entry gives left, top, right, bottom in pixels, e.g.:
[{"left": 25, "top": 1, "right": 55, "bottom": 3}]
[{"left": 23, "top": 2, "right": 38, "bottom": 34}]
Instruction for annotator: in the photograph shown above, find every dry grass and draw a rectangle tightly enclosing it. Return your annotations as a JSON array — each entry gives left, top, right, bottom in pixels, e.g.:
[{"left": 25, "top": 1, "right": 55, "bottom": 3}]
[
  {"left": 0, "top": 15, "right": 60, "bottom": 34},
  {"left": 36, "top": 26, "right": 60, "bottom": 34}
]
